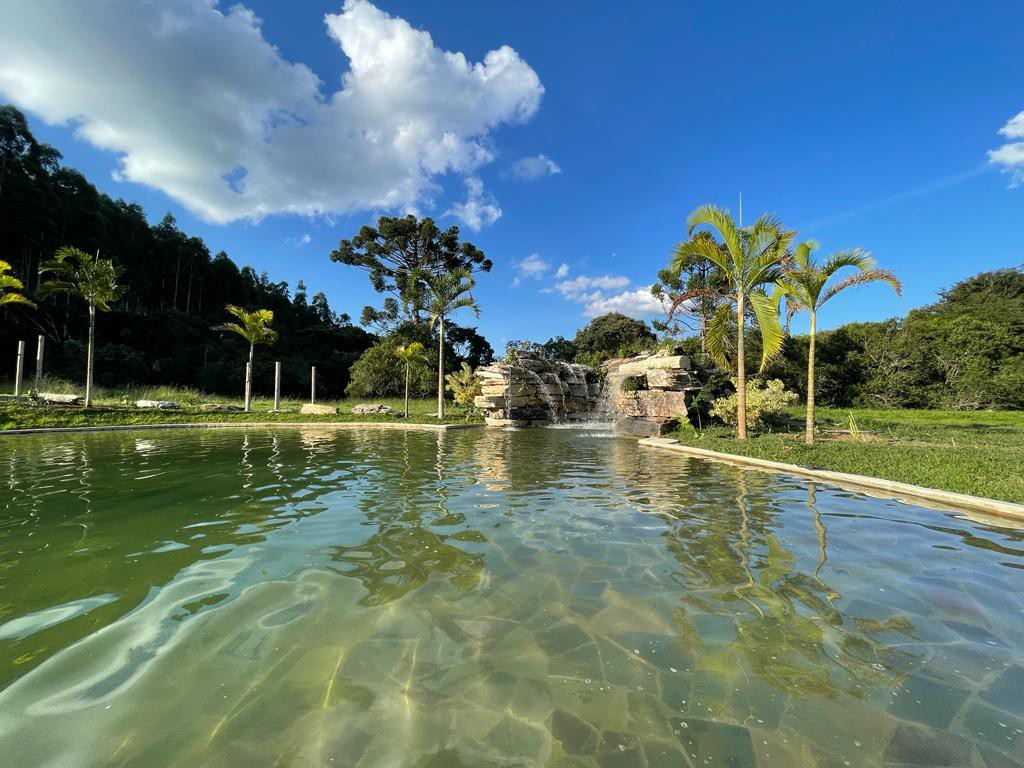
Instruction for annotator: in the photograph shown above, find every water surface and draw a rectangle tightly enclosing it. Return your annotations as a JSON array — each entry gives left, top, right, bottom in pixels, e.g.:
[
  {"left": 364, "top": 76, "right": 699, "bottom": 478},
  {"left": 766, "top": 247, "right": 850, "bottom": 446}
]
[{"left": 1, "top": 427, "right": 1022, "bottom": 767}]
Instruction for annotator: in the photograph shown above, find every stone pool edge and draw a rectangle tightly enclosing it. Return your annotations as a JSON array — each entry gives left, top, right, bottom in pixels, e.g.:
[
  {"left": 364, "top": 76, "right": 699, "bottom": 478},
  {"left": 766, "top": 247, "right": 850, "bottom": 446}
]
[
  {"left": 0, "top": 422, "right": 486, "bottom": 436},
  {"left": 639, "top": 436, "right": 1024, "bottom": 522}
]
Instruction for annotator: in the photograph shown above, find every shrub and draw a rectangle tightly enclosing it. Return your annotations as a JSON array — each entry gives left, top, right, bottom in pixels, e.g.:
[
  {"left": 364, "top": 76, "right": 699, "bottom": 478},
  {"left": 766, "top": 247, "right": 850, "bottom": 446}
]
[
  {"left": 346, "top": 339, "right": 434, "bottom": 398},
  {"left": 710, "top": 378, "right": 797, "bottom": 431},
  {"left": 445, "top": 362, "right": 481, "bottom": 412}
]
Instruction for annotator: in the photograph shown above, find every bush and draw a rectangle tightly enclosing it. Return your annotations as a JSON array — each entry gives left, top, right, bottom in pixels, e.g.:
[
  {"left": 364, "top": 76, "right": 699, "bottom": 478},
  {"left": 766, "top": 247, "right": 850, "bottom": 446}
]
[
  {"left": 445, "top": 362, "right": 481, "bottom": 411},
  {"left": 710, "top": 378, "right": 798, "bottom": 431},
  {"left": 346, "top": 339, "right": 434, "bottom": 398}
]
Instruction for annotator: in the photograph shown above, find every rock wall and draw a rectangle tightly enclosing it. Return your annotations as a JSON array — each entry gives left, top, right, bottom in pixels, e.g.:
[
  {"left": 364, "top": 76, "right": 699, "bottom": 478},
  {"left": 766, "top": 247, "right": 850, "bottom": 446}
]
[
  {"left": 475, "top": 358, "right": 602, "bottom": 426},
  {"left": 604, "top": 350, "right": 701, "bottom": 436}
]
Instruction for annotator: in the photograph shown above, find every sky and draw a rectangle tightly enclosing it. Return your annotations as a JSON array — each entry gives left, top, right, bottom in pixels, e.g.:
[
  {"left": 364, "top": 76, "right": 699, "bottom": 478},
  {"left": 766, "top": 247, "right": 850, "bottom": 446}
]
[{"left": 1, "top": 0, "right": 1022, "bottom": 348}]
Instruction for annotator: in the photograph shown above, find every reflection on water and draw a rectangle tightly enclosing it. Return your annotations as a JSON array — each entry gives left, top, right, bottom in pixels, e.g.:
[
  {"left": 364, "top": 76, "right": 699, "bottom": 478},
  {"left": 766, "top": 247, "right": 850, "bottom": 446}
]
[{"left": 1, "top": 427, "right": 1023, "bottom": 767}]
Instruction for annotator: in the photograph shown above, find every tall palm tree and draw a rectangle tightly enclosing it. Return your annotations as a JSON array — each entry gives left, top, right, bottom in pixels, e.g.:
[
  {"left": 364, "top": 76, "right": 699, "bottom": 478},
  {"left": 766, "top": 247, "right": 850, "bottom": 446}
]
[
  {"left": 0, "top": 260, "right": 35, "bottom": 308},
  {"left": 216, "top": 305, "right": 278, "bottom": 412},
  {"left": 671, "top": 205, "right": 793, "bottom": 439},
  {"left": 39, "top": 247, "right": 123, "bottom": 407},
  {"left": 419, "top": 269, "right": 479, "bottom": 420},
  {"left": 774, "top": 241, "right": 902, "bottom": 444},
  {"left": 394, "top": 341, "right": 426, "bottom": 418}
]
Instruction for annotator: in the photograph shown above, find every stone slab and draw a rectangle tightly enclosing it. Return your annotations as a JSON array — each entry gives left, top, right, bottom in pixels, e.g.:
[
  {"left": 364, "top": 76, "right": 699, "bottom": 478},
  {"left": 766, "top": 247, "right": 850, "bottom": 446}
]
[
  {"left": 135, "top": 400, "right": 179, "bottom": 409},
  {"left": 302, "top": 403, "right": 339, "bottom": 415}
]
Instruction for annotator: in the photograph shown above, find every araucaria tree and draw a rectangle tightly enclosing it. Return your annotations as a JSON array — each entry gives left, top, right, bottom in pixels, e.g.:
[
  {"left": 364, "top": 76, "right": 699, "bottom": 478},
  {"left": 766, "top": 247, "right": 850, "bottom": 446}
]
[
  {"left": 330, "top": 215, "right": 491, "bottom": 331},
  {"left": 775, "top": 241, "right": 902, "bottom": 444},
  {"left": 217, "top": 305, "right": 278, "bottom": 412},
  {"left": 672, "top": 205, "right": 793, "bottom": 439},
  {"left": 653, "top": 231, "right": 728, "bottom": 353},
  {"left": 39, "top": 247, "right": 122, "bottom": 407},
  {"left": 394, "top": 341, "right": 426, "bottom": 418},
  {"left": 0, "top": 260, "right": 34, "bottom": 308},
  {"left": 420, "top": 269, "right": 480, "bottom": 419}
]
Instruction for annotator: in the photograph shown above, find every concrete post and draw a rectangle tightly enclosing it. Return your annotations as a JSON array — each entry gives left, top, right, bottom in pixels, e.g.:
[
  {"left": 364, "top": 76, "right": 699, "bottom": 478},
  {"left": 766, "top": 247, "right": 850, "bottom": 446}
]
[
  {"left": 35, "top": 335, "right": 44, "bottom": 389},
  {"left": 273, "top": 361, "right": 281, "bottom": 412},
  {"left": 310, "top": 366, "right": 317, "bottom": 404},
  {"left": 14, "top": 340, "right": 25, "bottom": 397}
]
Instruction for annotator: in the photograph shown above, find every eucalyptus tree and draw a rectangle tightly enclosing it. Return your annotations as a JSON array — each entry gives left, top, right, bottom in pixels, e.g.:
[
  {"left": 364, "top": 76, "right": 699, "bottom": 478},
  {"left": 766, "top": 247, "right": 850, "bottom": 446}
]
[
  {"left": 420, "top": 269, "right": 480, "bottom": 419},
  {"left": 0, "top": 260, "right": 34, "bottom": 308},
  {"left": 39, "top": 247, "right": 123, "bottom": 407},
  {"left": 671, "top": 205, "right": 793, "bottom": 439},
  {"left": 775, "top": 241, "right": 902, "bottom": 443},
  {"left": 394, "top": 341, "right": 426, "bottom": 418},
  {"left": 216, "top": 305, "right": 278, "bottom": 412}
]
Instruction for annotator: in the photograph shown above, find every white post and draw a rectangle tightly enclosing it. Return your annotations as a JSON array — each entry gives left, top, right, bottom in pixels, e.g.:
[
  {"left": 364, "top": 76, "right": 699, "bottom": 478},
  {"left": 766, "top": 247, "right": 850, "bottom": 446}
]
[
  {"left": 35, "top": 335, "right": 44, "bottom": 389},
  {"left": 310, "top": 366, "right": 317, "bottom": 404},
  {"left": 273, "top": 361, "right": 281, "bottom": 412},
  {"left": 244, "top": 362, "right": 252, "bottom": 413},
  {"left": 14, "top": 340, "right": 25, "bottom": 397}
]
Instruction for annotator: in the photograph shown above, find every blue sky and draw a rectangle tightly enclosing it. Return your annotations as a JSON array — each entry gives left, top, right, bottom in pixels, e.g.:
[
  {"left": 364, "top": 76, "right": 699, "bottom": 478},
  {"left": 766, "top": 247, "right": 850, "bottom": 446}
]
[{"left": 3, "top": 0, "right": 1023, "bottom": 347}]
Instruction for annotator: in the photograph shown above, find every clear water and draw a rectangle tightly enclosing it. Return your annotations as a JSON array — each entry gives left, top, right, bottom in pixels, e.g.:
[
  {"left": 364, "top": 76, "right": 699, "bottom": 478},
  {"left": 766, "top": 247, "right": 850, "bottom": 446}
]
[{"left": 1, "top": 427, "right": 1022, "bottom": 767}]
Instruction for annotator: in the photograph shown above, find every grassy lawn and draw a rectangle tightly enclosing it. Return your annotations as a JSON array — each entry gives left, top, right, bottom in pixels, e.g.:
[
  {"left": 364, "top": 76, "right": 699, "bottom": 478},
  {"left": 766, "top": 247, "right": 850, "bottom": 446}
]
[
  {"left": 0, "top": 385, "right": 481, "bottom": 430},
  {"left": 670, "top": 406, "right": 1024, "bottom": 504}
]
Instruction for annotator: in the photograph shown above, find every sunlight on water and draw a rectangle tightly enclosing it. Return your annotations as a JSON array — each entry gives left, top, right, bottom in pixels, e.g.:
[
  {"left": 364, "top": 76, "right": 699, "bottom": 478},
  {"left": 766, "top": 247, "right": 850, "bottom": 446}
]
[{"left": 1, "top": 428, "right": 1022, "bottom": 767}]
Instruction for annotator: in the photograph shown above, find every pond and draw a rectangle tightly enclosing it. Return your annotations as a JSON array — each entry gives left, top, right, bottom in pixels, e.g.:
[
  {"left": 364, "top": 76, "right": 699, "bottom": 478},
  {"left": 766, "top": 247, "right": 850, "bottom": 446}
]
[{"left": 1, "top": 427, "right": 1022, "bottom": 767}]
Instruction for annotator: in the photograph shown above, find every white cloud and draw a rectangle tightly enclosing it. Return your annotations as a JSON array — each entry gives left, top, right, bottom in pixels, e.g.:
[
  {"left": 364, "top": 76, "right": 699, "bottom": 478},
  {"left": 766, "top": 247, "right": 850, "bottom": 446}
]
[
  {"left": 0, "top": 0, "right": 543, "bottom": 224},
  {"left": 554, "top": 262, "right": 569, "bottom": 278},
  {"left": 511, "top": 252, "right": 550, "bottom": 285},
  {"left": 553, "top": 274, "right": 631, "bottom": 300},
  {"left": 989, "top": 110, "right": 1024, "bottom": 186},
  {"left": 582, "top": 287, "right": 663, "bottom": 319},
  {"left": 445, "top": 176, "right": 502, "bottom": 231},
  {"left": 510, "top": 154, "right": 561, "bottom": 180},
  {"left": 285, "top": 233, "right": 312, "bottom": 247}
]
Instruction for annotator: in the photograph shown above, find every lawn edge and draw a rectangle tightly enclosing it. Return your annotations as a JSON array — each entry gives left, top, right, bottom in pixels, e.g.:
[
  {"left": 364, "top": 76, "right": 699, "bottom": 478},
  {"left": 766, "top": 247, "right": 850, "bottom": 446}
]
[
  {"left": 639, "top": 437, "right": 1024, "bottom": 522},
  {"left": 0, "top": 421, "right": 486, "bottom": 436}
]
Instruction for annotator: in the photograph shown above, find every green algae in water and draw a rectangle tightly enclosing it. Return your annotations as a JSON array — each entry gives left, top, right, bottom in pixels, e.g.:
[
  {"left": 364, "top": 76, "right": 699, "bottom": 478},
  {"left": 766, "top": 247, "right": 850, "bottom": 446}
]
[{"left": 1, "top": 427, "right": 1023, "bottom": 767}]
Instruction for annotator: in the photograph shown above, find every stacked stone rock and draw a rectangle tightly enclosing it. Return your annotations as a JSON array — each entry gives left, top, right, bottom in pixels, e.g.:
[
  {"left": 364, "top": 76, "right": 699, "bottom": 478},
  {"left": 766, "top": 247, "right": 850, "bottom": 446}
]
[
  {"left": 603, "top": 350, "right": 701, "bottom": 436},
  {"left": 475, "top": 357, "right": 601, "bottom": 426}
]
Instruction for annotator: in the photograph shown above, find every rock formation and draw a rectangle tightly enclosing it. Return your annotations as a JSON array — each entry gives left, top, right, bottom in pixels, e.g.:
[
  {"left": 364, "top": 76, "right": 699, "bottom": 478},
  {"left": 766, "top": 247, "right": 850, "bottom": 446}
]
[
  {"left": 603, "top": 350, "right": 701, "bottom": 436},
  {"left": 475, "top": 358, "right": 602, "bottom": 426}
]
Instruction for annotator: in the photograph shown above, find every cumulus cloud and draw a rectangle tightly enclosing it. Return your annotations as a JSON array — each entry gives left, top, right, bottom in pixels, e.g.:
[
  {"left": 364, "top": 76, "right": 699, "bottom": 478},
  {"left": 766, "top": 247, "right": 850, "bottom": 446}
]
[
  {"left": 552, "top": 274, "right": 631, "bottom": 299},
  {"left": 511, "top": 253, "right": 550, "bottom": 285},
  {"left": 445, "top": 176, "right": 502, "bottom": 231},
  {"left": 989, "top": 110, "right": 1024, "bottom": 186},
  {"left": 581, "top": 287, "right": 663, "bottom": 318},
  {"left": 285, "top": 233, "right": 312, "bottom": 247},
  {"left": 554, "top": 262, "right": 569, "bottom": 278},
  {"left": 510, "top": 154, "right": 561, "bottom": 180},
  {"left": 0, "top": 0, "right": 543, "bottom": 224}
]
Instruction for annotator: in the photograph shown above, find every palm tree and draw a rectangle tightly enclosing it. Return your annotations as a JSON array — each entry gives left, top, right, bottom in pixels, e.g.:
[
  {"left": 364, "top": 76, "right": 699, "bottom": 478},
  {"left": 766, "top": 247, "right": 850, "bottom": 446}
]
[
  {"left": 0, "top": 260, "right": 35, "bottom": 308},
  {"left": 216, "top": 305, "right": 278, "bottom": 412},
  {"left": 774, "top": 240, "right": 902, "bottom": 444},
  {"left": 39, "top": 247, "right": 123, "bottom": 407},
  {"left": 419, "top": 269, "right": 479, "bottom": 420},
  {"left": 394, "top": 341, "right": 426, "bottom": 418},
  {"left": 671, "top": 205, "right": 793, "bottom": 439}
]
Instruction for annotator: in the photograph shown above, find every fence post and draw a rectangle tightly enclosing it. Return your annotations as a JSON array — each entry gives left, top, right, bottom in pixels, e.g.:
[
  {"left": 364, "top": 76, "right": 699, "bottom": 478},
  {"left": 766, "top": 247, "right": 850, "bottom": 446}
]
[
  {"left": 14, "top": 340, "right": 25, "bottom": 397},
  {"left": 310, "top": 366, "right": 317, "bottom": 404},
  {"left": 273, "top": 361, "right": 281, "bottom": 412},
  {"left": 35, "top": 335, "right": 44, "bottom": 389}
]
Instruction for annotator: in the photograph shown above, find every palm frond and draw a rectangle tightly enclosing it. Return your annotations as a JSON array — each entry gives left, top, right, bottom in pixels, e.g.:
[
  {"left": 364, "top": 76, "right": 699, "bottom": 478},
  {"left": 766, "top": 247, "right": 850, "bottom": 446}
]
[
  {"left": 792, "top": 240, "right": 819, "bottom": 269},
  {"left": 686, "top": 204, "right": 741, "bottom": 263},
  {"left": 821, "top": 248, "right": 874, "bottom": 278},
  {"left": 819, "top": 268, "right": 903, "bottom": 307},
  {"left": 705, "top": 301, "right": 734, "bottom": 371},
  {"left": 748, "top": 289, "right": 785, "bottom": 371},
  {"left": 670, "top": 237, "right": 733, "bottom": 279}
]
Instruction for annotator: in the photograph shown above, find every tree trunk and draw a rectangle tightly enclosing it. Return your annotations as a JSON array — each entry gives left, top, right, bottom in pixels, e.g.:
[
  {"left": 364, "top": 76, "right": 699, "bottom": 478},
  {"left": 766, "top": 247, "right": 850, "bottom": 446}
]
[
  {"left": 404, "top": 362, "right": 410, "bottom": 418},
  {"left": 736, "top": 290, "right": 746, "bottom": 440},
  {"left": 85, "top": 303, "right": 96, "bottom": 407},
  {"left": 437, "top": 316, "right": 445, "bottom": 420},
  {"left": 245, "top": 342, "right": 254, "bottom": 412},
  {"left": 699, "top": 313, "right": 707, "bottom": 355},
  {"left": 805, "top": 310, "right": 816, "bottom": 445}
]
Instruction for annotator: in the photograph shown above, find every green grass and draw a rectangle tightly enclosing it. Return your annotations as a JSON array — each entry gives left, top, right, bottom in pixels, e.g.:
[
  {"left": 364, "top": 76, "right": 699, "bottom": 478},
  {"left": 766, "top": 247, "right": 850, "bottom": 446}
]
[
  {"left": 0, "top": 381, "right": 481, "bottom": 430},
  {"left": 672, "top": 406, "right": 1024, "bottom": 503}
]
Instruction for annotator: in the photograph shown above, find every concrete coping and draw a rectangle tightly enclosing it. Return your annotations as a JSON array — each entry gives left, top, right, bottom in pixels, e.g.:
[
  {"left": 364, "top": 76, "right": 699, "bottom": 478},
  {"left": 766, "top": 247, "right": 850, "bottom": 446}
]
[
  {"left": 0, "top": 421, "right": 486, "bottom": 436},
  {"left": 639, "top": 437, "right": 1024, "bottom": 524}
]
